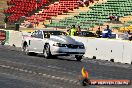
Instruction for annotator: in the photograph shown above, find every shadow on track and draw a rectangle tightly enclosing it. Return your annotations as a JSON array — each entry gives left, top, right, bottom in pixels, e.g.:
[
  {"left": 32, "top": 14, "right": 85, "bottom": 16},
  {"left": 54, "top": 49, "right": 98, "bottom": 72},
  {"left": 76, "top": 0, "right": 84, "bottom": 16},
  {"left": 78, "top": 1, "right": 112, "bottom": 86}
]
[{"left": 37, "top": 54, "right": 82, "bottom": 62}]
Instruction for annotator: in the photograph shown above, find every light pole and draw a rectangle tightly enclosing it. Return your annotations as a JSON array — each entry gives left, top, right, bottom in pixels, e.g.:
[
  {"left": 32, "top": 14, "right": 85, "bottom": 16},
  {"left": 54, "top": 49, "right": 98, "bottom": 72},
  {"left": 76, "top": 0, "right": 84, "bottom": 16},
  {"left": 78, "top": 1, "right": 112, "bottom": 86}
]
[
  {"left": 15, "top": 16, "right": 25, "bottom": 31},
  {"left": 124, "top": 21, "right": 126, "bottom": 33},
  {"left": 35, "top": 0, "right": 41, "bottom": 29},
  {"left": 4, "top": 16, "right": 8, "bottom": 29}
]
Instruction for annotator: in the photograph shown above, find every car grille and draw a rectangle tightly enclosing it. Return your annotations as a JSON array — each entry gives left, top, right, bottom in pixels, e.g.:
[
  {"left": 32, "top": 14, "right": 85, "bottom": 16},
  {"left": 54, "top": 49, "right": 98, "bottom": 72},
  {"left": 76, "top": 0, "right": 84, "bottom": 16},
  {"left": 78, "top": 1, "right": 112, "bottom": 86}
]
[{"left": 66, "top": 44, "right": 78, "bottom": 49}]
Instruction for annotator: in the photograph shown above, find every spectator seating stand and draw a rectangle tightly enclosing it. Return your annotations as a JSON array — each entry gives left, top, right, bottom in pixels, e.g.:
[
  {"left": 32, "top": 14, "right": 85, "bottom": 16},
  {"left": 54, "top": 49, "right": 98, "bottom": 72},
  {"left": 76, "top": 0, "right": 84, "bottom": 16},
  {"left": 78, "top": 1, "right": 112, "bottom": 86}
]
[
  {"left": 26, "top": 0, "right": 80, "bottom": 24},
  {"left": 4, "top": 0, "right": 47, "bottom": 22},
  {"left": 47, "top": 0, "right": 132, "bottom": 29}
]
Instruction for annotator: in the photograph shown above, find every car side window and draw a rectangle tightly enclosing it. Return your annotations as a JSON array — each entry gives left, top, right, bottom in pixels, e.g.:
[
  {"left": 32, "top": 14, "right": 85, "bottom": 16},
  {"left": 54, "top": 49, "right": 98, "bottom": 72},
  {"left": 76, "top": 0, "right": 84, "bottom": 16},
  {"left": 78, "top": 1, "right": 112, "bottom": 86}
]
[
  {"left": 37, "top": 31, "right": 43, "bottom": 39},
  {"left": 31, "top": 31, "right": 36, "bottom": 37},
  {"left": 33, "top": 31, "right": 43, "bottom": 39}
]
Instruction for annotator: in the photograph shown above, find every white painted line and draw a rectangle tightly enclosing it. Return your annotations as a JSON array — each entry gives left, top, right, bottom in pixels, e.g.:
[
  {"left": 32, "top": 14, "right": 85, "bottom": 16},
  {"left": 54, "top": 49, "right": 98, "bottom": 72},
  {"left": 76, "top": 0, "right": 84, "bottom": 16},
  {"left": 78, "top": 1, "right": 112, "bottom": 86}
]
[
  {"left": 14, "top": 68, "right": 19, "bottom": 70},
  {"left": 73, "top": 80, "right": 78, "bottom": 83},
  {"left": 60, "top": 87, "right": 63, "bottom": 88},
  {"left": 38, "top": 73, "right": 42, "bottom": 75},
  {"left": 10, "top": 67, "right": 15, "bottom": 69},
  {"left": 42, "top": 74, "right": 46, "bottom": 76},
  {"left": 60, "top": 78, "right": 65, "bottom": 80},
  {"left": 46, "top": 75, "right": 51, "bottom": 77},
  {"left": 47, "top": 65, "right": 61, "bottom": 70},
  {"left": 28, "top": 70, "right": 33, "bottom": 73},
  {"left": 0, "top": 64, "right": 79, "bottom": 85},
  {"left": 69, "top": 80, "right": 74, "bottom": 82},
  {"left": 19, "top": 69, "right": 24, "bottom": 71},
  {"left": 24, "top": 69, "right": 28, "bottom": 73},
  {"left": 33, "top": 72, "right": 37, "bottom": 74},
  {"left": 55, "top": 77, "right": 61, "bottom": 79},
  {"left": 1, "top": 65, "right": 7, "bottom": 68},
  {"left": 51, "top": 76, "right": 55, "bottom": 78},
  {"left": 64, "top": 78, "right": 69, "bottom": 81},
  {"left": 6, "top": 66, "right": 11, "bottom": 68}
]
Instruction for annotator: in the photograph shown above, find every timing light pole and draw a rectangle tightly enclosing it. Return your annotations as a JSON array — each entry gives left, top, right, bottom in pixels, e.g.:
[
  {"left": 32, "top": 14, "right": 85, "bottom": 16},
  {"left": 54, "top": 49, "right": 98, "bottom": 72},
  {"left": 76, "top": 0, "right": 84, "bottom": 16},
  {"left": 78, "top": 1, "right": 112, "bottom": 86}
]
[{"left": 35, "top": 0, "right": 41, "bottom": 29}]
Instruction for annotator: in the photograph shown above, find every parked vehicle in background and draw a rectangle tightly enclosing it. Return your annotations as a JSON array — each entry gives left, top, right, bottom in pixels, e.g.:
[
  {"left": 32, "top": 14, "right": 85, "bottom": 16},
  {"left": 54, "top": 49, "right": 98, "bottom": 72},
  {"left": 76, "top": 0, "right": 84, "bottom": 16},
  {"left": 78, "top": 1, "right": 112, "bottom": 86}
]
[
  {"left": 78, "top": 31, "right": 97, "bottom": 37},
  {"left": 22, "top": 30, "right": 85, "bottom": 61}
]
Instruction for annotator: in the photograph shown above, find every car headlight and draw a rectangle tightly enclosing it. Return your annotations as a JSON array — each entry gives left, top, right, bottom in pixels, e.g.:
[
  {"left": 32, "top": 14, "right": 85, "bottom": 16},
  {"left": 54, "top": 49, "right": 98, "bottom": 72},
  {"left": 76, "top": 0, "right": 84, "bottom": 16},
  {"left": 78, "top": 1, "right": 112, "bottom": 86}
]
[
  {"left": 53, "top": 43, "right": 66, "bottom": 47},
  {"left": 79, "top": 45, "right": 85, "bottom": 49}
]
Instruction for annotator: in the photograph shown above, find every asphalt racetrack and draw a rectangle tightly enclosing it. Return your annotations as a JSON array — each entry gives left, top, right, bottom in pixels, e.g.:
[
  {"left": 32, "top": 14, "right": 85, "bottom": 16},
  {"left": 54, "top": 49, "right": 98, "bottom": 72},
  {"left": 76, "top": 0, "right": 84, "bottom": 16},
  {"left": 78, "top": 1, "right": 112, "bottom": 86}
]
[{"left": 0, "top": 45, "right": 132, "bottom": 88}]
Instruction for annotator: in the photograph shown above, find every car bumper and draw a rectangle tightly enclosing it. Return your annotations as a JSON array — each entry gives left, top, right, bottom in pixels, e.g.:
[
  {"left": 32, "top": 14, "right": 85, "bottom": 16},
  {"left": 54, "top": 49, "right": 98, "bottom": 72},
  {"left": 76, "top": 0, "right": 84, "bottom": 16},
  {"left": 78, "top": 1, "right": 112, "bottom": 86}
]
[{"left": 51, "top": 47, "right": 85, "bottom": 56}]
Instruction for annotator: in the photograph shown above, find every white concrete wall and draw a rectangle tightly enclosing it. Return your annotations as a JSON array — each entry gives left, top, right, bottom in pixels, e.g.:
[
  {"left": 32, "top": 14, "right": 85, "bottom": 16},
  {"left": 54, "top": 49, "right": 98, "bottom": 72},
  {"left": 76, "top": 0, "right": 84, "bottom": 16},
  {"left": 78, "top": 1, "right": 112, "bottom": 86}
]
[
  {"left": 72, "top": 37, "right": 132, "bottom": 64},
  {"left": 3, "top": 31, "right": 132, "bottom": 64},
  {"left": 122, "top": 42, "right": 132, "bottom": 64},
  {"left": 7, "top": 30, "right": 23, "bottom": 47}
]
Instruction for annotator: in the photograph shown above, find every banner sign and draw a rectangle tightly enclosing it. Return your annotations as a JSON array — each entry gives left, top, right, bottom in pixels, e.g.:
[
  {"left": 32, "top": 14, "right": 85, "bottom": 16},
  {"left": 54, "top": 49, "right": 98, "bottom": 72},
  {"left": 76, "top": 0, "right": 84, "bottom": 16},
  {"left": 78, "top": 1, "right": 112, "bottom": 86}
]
[{"left": 0, "top": 30, "right": 6, "bottom": 42}]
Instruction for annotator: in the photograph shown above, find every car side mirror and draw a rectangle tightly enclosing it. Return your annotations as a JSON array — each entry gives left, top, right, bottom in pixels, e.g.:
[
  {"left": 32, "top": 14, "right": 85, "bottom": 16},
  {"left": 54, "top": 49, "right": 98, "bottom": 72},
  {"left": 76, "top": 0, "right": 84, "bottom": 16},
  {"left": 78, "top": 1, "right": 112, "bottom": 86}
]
[{"left": 44, "top": 34, "right": 50, "bottom": 38}]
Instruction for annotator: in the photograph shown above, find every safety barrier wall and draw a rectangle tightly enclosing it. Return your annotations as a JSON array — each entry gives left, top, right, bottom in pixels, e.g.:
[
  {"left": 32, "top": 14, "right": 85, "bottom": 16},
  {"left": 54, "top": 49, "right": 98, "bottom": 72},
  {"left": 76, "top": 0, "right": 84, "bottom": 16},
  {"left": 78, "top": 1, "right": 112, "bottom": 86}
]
[
  {"left": 0, "top": 29, "right": 31, "bottom": 47},
  {"left": 72, "top": 37, "right": 132, "bottom": 64},
  {"left": 122, "top": 42, "right": 132, "bottom": 64},
  {"left": 8, "top": 30, "right": 23, "bottom": 47},
  {"left": 0, "top": 29, "right": 23, "bottom": 47},
  {"left": 0, "top": 29, "right": 131, "bottom": 64}
]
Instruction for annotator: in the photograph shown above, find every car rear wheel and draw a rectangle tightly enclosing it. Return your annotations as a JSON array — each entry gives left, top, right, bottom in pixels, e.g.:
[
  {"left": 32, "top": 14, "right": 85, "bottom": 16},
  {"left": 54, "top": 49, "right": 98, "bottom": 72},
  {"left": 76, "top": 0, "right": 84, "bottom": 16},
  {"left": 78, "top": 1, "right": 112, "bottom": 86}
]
[
  {"left": 43, "top": 44, "right": 51, "bottom": 59},
  {"left": 75, "top": 55, "right": 82, "bottom": 61},
  {"left": 23, "top": 45, "right": 29, "bottom": 55},
  {"left": 23, "top": 44, "right": 37, "bottom": 56}
]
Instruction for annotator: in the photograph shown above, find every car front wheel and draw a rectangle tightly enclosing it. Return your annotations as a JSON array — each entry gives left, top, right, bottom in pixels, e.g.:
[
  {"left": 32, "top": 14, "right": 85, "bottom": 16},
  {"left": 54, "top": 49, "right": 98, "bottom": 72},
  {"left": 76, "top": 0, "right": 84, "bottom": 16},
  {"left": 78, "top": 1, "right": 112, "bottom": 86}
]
[
  {"left": 43, "top": 44, "right": 51, "bottom": 59},
  {"left": 75, "top": 55, "right": 82, "bottom": 61},
  {"left": 23, "top": 44, "right": 37, "bottom": 56},
  {"left": 23, "top": 45, "right": 29, "bottom": 55}
]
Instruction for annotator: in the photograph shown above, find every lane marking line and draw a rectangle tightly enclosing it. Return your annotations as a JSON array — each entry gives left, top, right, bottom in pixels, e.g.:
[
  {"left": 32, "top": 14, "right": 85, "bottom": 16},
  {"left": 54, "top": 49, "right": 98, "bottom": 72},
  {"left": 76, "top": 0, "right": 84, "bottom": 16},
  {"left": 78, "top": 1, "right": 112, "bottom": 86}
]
[{"left": 0, "top": 64, "right": 80, "bottom": 85}]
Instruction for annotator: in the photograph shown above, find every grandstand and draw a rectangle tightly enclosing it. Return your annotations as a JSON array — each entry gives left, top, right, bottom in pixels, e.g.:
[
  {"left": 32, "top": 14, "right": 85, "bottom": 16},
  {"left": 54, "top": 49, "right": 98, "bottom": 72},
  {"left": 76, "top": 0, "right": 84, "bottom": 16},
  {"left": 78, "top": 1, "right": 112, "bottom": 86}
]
[
  {"left": 1, "top": 0, "right": 132, "bottom": 32},
  {"left": 4, "top": 0, "right": 47, "bottom": 22},
  {"left": 46, "top": 0, "right": 132, "bottom": 30},
  {"left": 26, "top": 0, "right": 80, "bottom": 23}
]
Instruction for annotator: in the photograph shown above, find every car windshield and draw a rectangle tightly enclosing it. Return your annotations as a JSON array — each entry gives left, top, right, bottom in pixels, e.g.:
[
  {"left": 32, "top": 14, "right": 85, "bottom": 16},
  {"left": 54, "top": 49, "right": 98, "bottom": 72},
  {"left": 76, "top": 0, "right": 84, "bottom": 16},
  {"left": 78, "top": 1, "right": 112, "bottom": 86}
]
[{"left": 43, "top": 31, "right": 67, "bottom": 35}]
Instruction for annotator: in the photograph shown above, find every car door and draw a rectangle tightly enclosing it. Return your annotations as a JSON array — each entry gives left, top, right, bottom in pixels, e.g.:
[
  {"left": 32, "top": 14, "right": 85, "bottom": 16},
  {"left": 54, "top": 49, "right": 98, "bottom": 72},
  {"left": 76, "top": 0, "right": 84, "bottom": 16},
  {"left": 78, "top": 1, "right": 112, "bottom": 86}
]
[
  {"left": 27, "top": 31, "right": 36, "bottom": 52},
  {"left": 30, "top": 30, "right": 44, "bottom": 53}
]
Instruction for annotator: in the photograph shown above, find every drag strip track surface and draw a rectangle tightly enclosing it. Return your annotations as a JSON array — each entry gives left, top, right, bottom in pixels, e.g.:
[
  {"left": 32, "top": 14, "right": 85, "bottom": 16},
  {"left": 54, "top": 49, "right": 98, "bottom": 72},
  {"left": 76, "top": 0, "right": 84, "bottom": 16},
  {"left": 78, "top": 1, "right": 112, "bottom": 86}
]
[{"left": 0, "top": 45, "right": 132, "bottom": 88}]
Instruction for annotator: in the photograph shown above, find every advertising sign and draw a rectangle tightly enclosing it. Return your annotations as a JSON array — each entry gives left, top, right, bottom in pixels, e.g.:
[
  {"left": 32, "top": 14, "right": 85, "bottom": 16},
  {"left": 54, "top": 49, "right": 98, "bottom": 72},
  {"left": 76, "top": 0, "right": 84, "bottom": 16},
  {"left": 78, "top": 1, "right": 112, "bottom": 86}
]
[{"left": 0, "top": 30, "right": 6, "bottom": 44}]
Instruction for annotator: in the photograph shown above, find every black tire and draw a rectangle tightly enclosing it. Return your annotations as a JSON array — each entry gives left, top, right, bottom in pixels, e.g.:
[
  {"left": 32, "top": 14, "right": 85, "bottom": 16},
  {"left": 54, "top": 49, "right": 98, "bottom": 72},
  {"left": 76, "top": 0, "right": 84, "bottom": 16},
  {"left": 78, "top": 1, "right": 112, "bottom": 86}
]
[
  {"left": 43, "top": 44, "right": 51, "bottom": 59},
  {"left": 23, "top": 44, "right": 29, "bottom": 55},
  {"left": 0, "top": 41, "right": 5, "bottom": 45},
  {"left": 75, "top": 55, "right": 82, "bottom": 61},
  {"left": 23, "top": 43, "right": 37, "bottom": 56}
]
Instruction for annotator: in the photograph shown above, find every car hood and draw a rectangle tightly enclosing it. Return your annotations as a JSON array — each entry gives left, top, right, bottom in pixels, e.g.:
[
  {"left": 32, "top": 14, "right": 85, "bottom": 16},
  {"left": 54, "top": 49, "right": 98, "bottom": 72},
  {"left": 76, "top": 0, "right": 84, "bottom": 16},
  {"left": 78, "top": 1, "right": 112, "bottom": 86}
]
[{"left": 49, "top": 35, "right": 83, "bottom": 45}]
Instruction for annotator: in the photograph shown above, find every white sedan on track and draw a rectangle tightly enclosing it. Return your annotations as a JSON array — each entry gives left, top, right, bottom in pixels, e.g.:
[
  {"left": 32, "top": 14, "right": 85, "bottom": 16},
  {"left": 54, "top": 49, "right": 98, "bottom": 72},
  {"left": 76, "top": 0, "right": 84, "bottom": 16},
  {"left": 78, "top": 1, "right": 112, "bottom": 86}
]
[{"left": 22, "top": 30, "right": 85, "bottom": 61}]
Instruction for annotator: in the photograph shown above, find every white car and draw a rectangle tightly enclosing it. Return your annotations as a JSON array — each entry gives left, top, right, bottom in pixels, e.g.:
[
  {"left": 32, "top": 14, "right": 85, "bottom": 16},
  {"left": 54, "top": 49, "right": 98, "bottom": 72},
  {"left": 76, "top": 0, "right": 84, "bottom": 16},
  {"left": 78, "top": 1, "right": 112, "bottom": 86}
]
[{"left": 22, "top": 30, "right": 85, "bottom": 61}]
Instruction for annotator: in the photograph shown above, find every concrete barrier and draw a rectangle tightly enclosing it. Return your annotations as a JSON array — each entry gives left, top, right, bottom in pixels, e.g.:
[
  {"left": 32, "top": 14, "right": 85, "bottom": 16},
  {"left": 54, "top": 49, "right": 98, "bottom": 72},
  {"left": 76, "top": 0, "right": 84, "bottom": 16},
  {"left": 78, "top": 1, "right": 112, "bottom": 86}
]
[
  {"left": 72, "top": 37, "right": 132, "bottom": 64},
  {"left": 122, "top": 41, "right": 132, "bottom": 64},
  {"left": 1, "top": 30, "right": 131, "bottom": 64},
  {"left": 3, "top": 30, "right": 23, "bottom": 47},
  {"left": 9, "top": 31, "right": 23, "bottom": 47}
]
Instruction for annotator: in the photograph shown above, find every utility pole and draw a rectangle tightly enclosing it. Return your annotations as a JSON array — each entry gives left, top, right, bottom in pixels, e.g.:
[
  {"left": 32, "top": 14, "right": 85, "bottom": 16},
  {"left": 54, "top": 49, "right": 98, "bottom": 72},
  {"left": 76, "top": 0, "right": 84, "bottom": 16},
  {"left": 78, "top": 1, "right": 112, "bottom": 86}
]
[
  {"left": 35, "top": 0, "right": 41, "bottom": 29},
  {"left": 4, "top": 16, "right": 8, "bottom": 29}
]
